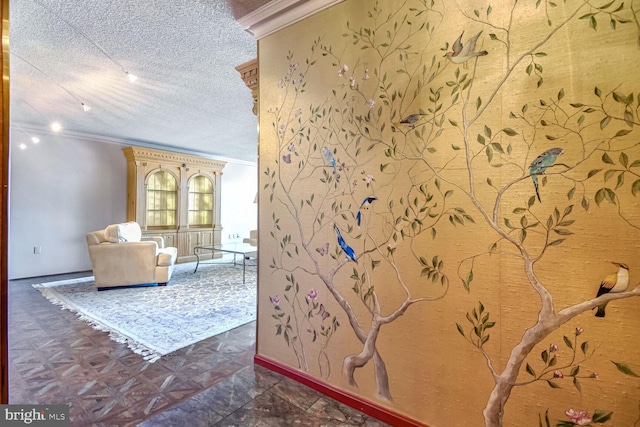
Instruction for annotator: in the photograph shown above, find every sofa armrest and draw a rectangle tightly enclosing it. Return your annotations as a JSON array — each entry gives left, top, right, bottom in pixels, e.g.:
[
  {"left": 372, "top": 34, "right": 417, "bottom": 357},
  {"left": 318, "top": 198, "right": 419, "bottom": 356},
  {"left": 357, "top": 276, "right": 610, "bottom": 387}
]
[
  {"left": 142, "top": 235, "right": 165, "bottom": 248},
  {"left": 157, "top": 247, "right": 178, "bottom": 267}
]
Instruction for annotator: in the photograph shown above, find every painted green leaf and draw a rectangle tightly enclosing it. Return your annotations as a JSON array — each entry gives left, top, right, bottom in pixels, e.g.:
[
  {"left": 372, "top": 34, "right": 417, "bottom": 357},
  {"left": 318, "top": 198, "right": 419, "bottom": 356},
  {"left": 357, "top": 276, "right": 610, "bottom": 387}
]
[
  {"left": 604, "top": 188, "right": 616, "bottom": 203},
  {"left": 592, "top": 410, "right": 613, "bottom": 423},
  {"left": 503, "top": 128, "right": 518, "bottom": 136},
  {"left": 573, "top": 377, "right": 581, "bottom": 392},
  {"left": 563, "top": 335, "right": 573, "bottom": 349},
  {"left": 612, "top": 361, "right": 640, "bottom": 377},
  {"left": 486, "top": 146, "right": 493, "bottom": 163},
  {"left": 456, "top": 323, "right": 465, "bottom": 336},
  {"left": 546, "top": 380, "right": 561, "bottom": 388},
  {"left": 587, "top": 169, "right": 602, "bottom": 178},
  {"left": 581, "top": 341, "right": 589, "bottom": 355},
  {"left": 602, "top": 152, "right": 614, "bottom": 164},
  {"left": 600, "top": 116, "right": 611, "bottom": 129},
  {"left": 526, "top": 363, "right": 536, "bottom": 376},
  {"left": 612, "top": 91, "right": 626, "bottom": 103}
]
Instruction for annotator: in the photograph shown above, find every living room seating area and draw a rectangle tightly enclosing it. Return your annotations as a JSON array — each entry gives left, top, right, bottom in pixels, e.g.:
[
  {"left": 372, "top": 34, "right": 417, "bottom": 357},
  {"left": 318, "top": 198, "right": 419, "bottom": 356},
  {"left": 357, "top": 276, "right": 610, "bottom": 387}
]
[{"left": 85, "top": 221, "right": 178, "bottom": 290}]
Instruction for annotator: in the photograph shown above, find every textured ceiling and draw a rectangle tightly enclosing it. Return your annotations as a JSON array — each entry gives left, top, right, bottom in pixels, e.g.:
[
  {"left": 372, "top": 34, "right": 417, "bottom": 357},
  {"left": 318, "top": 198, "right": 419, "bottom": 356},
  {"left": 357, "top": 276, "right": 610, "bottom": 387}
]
[{"left": 10, "top": 0, "right": 259, "bottom": 163}]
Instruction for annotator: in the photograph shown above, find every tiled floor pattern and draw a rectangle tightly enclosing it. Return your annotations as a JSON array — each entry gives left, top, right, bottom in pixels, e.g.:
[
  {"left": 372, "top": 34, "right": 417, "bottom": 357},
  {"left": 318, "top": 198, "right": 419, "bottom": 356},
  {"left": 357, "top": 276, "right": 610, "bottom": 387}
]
[{"left": 8, "top": 270, "right": 391, "bottom": 426}]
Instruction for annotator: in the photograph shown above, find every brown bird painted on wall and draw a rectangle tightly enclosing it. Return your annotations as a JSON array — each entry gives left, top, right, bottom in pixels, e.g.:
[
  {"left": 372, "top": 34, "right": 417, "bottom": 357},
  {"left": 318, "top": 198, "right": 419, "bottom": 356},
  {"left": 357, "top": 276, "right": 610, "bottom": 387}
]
[
  {"left": 594, "top": 262, "right": 629, "bottom": 317},
  {"left": 444, "top": 31, "right": 488, "bottom": 65}
]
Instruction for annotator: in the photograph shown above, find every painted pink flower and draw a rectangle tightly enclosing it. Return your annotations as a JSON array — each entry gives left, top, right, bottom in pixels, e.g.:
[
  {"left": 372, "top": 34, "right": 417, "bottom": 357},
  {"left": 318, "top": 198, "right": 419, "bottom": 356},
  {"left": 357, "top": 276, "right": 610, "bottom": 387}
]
[
  {"left": 294, "top": 108, "right": 302, "bottom": 117},
  {"left": 271, "top": 295, "right": 280, "bottom": 308},
  {"left": 366, "top": 99, "right": 376, "bottom": 108},
  {"left": 307, "top": 289, "right": 318, "bottom": 300},
  {"left": 550, "top": 344, "right": 558, "bottom": 352},
  {"left": 565, "top": 409, "right": 591, "bottom": 425},
  {"left": 553, "top": 370, "right": 564, "bottom": 379},
  {"left": 363, "top": 68, "right": 370, "bottom": 80},
  {"left": 349, "top": 76, "right": 356, "bottom": 87},
  {"left": 575, "top": 326, "right": 584, "bottom": 336},
  {"left": 591, "top": 372, "right": 599, "bottom": 379},
  {"left": 365, "top": 174, "right": 374, "bottom": 183}
]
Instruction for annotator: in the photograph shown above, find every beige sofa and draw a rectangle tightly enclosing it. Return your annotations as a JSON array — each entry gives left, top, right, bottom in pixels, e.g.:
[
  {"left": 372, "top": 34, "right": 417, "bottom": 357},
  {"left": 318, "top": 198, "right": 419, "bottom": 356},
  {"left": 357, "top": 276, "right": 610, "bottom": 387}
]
[{"left": 85, "top": 222, "right": 178, "bottom": 290}]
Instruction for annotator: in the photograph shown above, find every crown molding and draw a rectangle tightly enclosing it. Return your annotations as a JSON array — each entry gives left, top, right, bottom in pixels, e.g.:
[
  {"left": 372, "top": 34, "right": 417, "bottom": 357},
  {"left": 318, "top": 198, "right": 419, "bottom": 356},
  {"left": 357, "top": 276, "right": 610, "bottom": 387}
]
[
  {"left": 238, "top": 0, "right": 344, "bottom": 40},
  {"left": 12, "top": 123, "right": 257, "bottom": 166}
]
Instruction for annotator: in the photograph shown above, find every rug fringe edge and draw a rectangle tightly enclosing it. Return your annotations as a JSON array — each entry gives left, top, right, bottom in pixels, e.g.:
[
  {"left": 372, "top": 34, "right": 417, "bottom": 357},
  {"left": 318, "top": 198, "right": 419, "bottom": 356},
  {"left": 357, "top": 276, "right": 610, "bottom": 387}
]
[{"left": 34, "top": 287, "right": 163, "bottom": 363}]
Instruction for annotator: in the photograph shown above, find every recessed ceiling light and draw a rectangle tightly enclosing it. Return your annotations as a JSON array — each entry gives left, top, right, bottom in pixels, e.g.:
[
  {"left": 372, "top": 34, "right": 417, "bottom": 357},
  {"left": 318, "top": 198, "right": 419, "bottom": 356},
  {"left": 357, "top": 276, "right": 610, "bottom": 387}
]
[
  {"left": 19, "top": 143, "right": 27, "bottom": 150},
  {"left": 127, "top": 72, "right": 138, "bottom": 83},
  {"left": 31, "top": 137, "right": 40, "bottom": 143},
  {"left": 50, "top": 122, "right": 62, "bottom": 132},
  {"left": 82, "top": 103, "right": 91, "bottom": 112}
]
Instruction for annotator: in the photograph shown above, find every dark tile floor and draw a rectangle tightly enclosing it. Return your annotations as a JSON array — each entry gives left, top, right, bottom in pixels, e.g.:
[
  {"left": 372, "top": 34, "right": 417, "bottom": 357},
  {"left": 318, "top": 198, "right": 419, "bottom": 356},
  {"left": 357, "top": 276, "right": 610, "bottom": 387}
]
[{"left": 8, "top": 270, "right": 390, "bottom": 426}]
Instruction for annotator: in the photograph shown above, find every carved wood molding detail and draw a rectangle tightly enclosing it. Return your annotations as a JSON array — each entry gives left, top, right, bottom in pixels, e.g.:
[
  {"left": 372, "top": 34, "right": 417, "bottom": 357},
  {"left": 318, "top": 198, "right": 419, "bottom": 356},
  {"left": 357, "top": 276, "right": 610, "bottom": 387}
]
[
  {"left": 123, "top": 146, "right": 227, "bottom": 171},
  {"left": 235, "top": 58, "right": 259, "bottom": 115}
]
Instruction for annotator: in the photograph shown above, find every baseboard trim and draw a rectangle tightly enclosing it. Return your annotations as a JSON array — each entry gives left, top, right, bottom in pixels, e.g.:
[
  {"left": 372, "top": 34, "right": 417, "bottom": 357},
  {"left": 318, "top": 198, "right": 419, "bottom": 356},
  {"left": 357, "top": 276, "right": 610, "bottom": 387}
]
[{"left": 254, "top": 354, "right": 428, "bottom": 427}]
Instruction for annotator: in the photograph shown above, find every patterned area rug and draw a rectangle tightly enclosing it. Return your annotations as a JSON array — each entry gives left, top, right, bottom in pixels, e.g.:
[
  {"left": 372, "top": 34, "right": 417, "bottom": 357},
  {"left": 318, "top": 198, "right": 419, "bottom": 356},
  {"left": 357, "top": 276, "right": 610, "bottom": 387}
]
[{"left": 33, "top": 259, "right": 256, "bottom": 362}]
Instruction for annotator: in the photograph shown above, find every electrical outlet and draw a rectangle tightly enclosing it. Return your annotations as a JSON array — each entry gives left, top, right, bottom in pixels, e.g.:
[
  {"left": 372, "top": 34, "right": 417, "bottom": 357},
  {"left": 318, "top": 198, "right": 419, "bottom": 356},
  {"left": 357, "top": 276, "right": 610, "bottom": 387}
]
[{"left": 34, "top": 246, "right": 42, "bottom": 254}]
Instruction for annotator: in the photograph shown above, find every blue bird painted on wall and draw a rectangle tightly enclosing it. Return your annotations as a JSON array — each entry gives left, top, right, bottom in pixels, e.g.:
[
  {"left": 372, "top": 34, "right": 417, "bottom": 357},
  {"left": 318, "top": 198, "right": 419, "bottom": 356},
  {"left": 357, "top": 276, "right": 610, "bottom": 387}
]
[
  {"left": 322, "top": 147, "right": 338, "bottom": 177},
  {"left": 529, "top": 147, "right": 564, "bottom": 202},
  {"left": 356, "top": 196, "right": 378, "bottom": 227},
  {"left": 333, "top": 224, "right": 357, "bottom": 262}
]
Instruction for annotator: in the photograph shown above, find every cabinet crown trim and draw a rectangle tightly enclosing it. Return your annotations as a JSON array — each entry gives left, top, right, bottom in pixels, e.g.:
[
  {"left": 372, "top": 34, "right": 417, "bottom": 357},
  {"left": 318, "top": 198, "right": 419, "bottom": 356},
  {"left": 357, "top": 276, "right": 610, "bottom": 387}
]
[{"left": 123, "top": 146, "right": 227, "bottom": 171}]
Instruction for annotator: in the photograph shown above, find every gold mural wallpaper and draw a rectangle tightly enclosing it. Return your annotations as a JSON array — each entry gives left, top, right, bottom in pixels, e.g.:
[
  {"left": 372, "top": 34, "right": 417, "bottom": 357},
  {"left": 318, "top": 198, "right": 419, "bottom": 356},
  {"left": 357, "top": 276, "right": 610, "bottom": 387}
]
[{"left": 256, "top": 0, "right": 640, "bottom": 425}]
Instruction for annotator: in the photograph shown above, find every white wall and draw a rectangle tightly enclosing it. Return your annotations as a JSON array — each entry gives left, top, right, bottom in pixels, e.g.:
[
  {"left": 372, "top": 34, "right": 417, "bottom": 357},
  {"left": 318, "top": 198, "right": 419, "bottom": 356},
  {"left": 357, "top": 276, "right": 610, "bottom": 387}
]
[
  {"left": 220, "top": 161, "right": 257, "bottom": 243},
  {"left": 9, "top": 128, "right": 257, "bottom": 279},
  {"left": 9, "top": 130, "right": 127, "bottom": 279}
]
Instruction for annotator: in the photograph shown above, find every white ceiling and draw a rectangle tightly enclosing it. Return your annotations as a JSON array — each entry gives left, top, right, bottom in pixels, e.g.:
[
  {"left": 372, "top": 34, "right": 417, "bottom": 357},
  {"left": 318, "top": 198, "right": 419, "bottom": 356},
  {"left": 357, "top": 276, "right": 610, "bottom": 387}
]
[{"left": 9, "top": 0, "right": 259, "bottom": 163}]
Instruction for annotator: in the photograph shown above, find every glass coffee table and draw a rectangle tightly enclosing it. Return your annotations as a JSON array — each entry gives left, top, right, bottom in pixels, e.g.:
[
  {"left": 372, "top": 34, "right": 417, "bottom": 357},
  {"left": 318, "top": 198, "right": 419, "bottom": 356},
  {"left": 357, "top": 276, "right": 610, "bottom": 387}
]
[{"left": 193, "top": 243, "right": 257, "bottom": 283}]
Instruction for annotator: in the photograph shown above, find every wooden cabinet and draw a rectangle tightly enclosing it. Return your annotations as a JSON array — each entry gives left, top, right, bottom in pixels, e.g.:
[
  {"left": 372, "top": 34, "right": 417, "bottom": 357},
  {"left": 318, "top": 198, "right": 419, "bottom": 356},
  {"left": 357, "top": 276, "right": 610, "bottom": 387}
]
[{"left": 123, "top": 146, "right": 226, "bottom": 263}]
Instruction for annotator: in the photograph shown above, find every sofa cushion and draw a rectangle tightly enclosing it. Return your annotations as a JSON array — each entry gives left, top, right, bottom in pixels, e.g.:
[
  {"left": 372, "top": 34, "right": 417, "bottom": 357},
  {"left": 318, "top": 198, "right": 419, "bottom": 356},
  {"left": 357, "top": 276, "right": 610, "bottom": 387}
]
[{"left": 104, "top": 222, "right": 142, "bottom": 243}]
